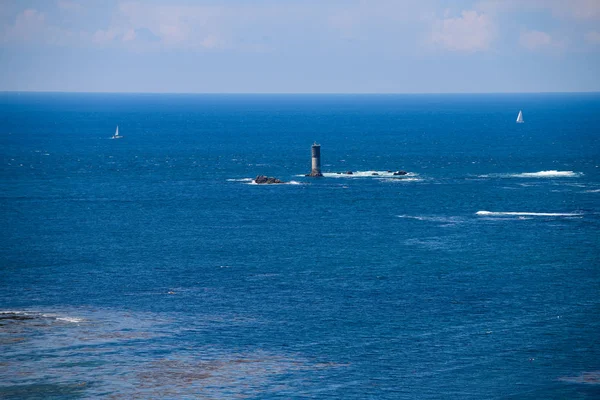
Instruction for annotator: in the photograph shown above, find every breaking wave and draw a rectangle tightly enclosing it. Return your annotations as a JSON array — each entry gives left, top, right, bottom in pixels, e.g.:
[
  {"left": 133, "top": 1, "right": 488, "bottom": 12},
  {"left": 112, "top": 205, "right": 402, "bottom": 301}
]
[
  {"left": 478, "top": 170, "right": 583, "bottom": 179},
  {"left": 322, "top": 171, "right": 420, "bottom": 180},
  {"left": 248, "top": 180, "right": 302, "bottom": 185},
  {"left": 511, "top": 170, "right": 582, "bottom": 178},
  {"left": 559, "top": 371, "right": 600, "bottom": 385},
  {"left": 510, "top": 170, "right": 581, "bottom": 178},
  {"left": 227, "top": 178, "right": 253, "bottom": 182},
  {"left": 476, "top": 211, "right": 582, "bottom": 217},
  {"left": 397, "top": 215, "right": 464, "bottom": 224},
  {"left": 0, "top": 310, "right": 83, "bottom": 324},
  {"left": 228, "top": 178, "right": 302, "bottom": 185}
]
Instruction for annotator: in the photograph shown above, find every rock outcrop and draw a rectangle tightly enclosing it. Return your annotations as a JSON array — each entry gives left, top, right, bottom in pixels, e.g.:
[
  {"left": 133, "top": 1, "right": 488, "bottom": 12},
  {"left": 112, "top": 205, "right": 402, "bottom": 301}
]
[
  {"left": 393, "top": 170, "right": 408, "bottom": 176},
  {"left": 254, "top": 175, "right": 286, "bottom": 184}
]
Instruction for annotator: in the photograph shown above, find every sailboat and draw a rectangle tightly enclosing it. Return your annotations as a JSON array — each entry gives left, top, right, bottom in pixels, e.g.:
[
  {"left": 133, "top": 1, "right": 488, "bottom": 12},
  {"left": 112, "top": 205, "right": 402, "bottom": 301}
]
[
  {"left": 111, "top": 125, "right": 123, "bottom": 139},
  {"left": 516, "top": 110, "right": 524, "bottom": 123}
]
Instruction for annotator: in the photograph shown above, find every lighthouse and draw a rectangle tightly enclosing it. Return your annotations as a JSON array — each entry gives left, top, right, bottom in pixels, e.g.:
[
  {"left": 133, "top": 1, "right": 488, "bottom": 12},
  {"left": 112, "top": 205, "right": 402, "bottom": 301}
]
[{"left": 308, "top": 142, "right": 323, "bottom": 177}]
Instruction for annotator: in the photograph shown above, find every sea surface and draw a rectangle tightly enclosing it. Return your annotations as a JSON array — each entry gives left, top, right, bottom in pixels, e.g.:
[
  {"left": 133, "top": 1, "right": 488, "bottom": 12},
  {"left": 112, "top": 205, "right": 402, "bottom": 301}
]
[{"left": 1, "top": 93, "right": 599, "bottom": 399}]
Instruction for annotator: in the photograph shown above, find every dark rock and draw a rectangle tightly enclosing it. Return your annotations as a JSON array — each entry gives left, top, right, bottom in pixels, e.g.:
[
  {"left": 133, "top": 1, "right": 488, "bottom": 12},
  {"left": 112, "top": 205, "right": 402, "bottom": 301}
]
[
  {"left": 345, "top": 171, "right": 353, "bottom": 175},
  {"left": 0, "top": 314, "right": 34, "bottom": 321},
  {"left": 393, "top": 170, "right": 408, "bottom": 176},
  {"left": 371, "top": 172, "right": 379, "bottom": 176},
  {"left": 255, "top": 175, "right": 285, "bottom": 184}
]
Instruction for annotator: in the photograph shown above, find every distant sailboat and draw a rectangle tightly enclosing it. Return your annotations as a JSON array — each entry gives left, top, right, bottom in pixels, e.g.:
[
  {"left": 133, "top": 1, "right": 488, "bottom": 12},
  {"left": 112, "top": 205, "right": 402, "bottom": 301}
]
[
  {"left": 111, "top": 125, "right": 123, "bottom": 139},
  {"left": 516, "top": 110, "right": 524, "bottom": 123}
]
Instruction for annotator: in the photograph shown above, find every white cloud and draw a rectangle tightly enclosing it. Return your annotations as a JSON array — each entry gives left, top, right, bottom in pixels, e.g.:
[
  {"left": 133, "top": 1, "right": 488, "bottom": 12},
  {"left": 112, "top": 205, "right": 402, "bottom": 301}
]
[
  {"left": 122, "top": 28, "right": 136, "bottom": 42},
  {"left": 476, "top": 0, "right": 600, "bottom": 20},
  {"left": 112, "top": 1, "right": 228, "bottom": 49},
  {"left": 1, "top": 7, "right": 89, "bottom": 46},
  {"left": 556, "top": 0, "right": 600, "bottom": 20},
  {"left": 1, "top": 8, "right": 45, "bottom": 43},
  {"left": 73, "top": 1, "right": 254, "bottom": 51},
  {"left": 200, "top": 34, "right": 221, "bottom": 49},
  {"left": 0, "top": 1, "right": 443, "bottom": 54},
  {"left": 57, "top": 1, "right": 84, "bottom": 13},
  {"left": 92, "top": 26, "right": 120, "bottom": 45},
  {"left": 98, "top": 1, "right": 433, "bottom": 52},
  {"left": 519, "top": 30, "right": 551, "bottom": 49},
  {"left": 519, "top": 30, "right": 565, "bottom": 51},
  {"left": 585, "top": 30, "right": 600, "bottom": 45},
  {"left": 431, "top": 10, "right": 495, "bottom": 52}
]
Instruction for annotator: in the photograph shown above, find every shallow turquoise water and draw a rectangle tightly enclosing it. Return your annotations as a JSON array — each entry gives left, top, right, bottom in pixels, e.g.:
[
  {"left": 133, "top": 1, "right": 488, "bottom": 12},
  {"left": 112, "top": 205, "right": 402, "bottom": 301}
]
[{"left": 1, "top": 93, "right": 599, "bottom": 398}]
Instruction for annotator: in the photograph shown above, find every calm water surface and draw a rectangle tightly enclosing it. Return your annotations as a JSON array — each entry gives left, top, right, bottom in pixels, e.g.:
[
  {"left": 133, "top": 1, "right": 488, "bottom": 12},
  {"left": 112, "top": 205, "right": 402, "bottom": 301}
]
[{"left": 1, "top": 93, "right": 599, "bottom": 398}]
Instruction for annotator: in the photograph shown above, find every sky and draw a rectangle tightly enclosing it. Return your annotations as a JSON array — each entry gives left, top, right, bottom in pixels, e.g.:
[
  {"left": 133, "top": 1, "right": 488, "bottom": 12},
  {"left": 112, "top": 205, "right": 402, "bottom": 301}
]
[{"left": 0, "top": 0, "right": 599, "bottom": 93}]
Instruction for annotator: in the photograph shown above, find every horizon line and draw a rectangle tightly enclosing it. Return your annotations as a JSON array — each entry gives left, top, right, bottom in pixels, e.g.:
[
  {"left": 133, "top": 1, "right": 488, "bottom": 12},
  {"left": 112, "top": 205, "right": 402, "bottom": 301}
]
[{"left": 1, "top": 90, "right": 599, "bottom": 95}]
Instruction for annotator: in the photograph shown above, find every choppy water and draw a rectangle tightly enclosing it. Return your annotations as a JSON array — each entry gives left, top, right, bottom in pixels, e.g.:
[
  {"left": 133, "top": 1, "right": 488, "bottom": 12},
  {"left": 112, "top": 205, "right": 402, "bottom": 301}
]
[{"left": 1, "top": 93, "right": 599, "bottom": 399}]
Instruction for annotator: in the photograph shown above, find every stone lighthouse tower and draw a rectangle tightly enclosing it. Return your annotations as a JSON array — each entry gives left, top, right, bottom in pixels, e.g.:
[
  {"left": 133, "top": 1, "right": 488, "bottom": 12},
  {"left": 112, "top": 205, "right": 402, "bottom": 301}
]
[{"left": 308, "top": 142, "right": 323, "bottom": 177}]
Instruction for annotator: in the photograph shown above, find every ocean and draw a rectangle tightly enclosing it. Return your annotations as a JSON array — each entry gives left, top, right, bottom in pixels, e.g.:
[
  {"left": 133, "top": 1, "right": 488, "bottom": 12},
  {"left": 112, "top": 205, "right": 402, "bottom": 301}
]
[{"left": 1, "top": 93, "right": 599, "bottom": 399}]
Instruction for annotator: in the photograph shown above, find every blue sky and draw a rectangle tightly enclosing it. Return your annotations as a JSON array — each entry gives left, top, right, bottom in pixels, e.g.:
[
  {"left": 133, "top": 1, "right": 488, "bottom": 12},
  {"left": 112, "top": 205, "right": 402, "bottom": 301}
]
[{"left": 1, "top": 0, "right": 599, "bottom": 93}]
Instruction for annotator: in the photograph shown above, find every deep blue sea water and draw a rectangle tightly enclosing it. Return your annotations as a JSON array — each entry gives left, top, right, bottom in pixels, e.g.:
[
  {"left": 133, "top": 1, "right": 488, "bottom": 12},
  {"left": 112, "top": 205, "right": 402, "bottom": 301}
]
[{"left": 1, "top": 93, "right": 599, "bottom": 399}]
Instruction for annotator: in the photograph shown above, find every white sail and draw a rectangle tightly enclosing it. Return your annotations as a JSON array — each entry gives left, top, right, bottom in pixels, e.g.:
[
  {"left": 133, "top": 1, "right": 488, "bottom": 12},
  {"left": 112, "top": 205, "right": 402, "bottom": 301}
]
[
  {"left": 516, "top": 110, "right": 524, "bottom": 123},
  {"left": 112, "top": 125, "right": 122, "bottom": 139}
]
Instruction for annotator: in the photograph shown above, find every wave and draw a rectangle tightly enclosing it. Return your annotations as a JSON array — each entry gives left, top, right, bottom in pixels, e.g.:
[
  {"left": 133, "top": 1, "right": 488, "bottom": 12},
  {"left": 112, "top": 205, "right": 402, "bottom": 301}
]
[
  {"left": 397, "top": 215, "right": 464, "bottom": 224},
  {"left": 55, "top": 316, "right": 85, "bottom": 323},
  {"left": 511, "top": 170, "right": 581, "bottom": 178},
  {"left": 229, "top": 178, "right": 302, "bottom": 185},
  {"left": 322, "top": 171, "right": 419, "bottom": 179},
  {"left": 559, "top": 371, "right": 600, "bottom": 385},
  {"left": 476, "top": 211, "right": 582, "bottom": 217},
  {"left": 380, "top": 177, "right": 422, "bottom": 183},
  {"left": 0, "top": 310, "right": 83, "bottom": 323},
  {"left": 479, "top": 170, "right": 583, "bottom": 179},
  {"left": 248, "top": 180, "right": 303, "bottom": 185}
]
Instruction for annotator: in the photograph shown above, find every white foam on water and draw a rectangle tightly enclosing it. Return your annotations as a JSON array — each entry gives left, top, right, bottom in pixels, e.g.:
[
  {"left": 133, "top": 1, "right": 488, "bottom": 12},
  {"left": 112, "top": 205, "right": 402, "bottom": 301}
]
[
  {"left": 246, "top": 180, "right": 303, "bottom": 185},
  {"left": 55, "top": 316, "right": 84, "bottom": 323},
  {"left": 476, "top": 211, "right": 582, "bottom": 217},
  {"left": 322, "top": 170, "right": 419, "bottom": 179},
  {"left": 227, "top": 178, "right": 253, "bottom": 182},
  {"left": 584, "top": 189, "right": 600, "bottom": 193},
  {"left": 478, "top": 170, "right": 583, "bottom": 179},
  {"left": 381, "top": 177, "right": 423, "bottom": 183},
  {"left": 1, "top": 310, "right": 83, "bottom": 323},
  {"left": 559, "top": 371, "right": 600, "bottom": 385},
  {"left": 510, "top": 170, "right": 582, "bottom": 178},
  {"left": 0, "top": 310, "right": 30, "bottom": 315},
  {"left": 397, "top": 215, "right": 464, "bottom": 224}
]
